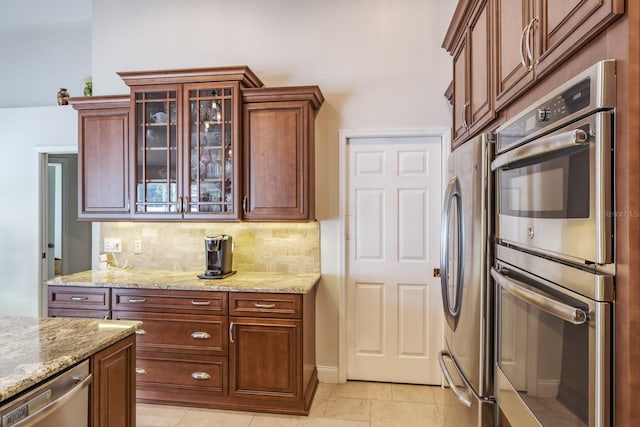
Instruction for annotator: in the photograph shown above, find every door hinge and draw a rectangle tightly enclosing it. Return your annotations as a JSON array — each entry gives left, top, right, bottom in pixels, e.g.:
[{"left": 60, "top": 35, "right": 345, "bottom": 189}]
[
  {"left": 42, "top": 252, "right": 46, "bottom": 259},
  {"left": 433, "top": 268, "right": 441, "bottom": 278}
]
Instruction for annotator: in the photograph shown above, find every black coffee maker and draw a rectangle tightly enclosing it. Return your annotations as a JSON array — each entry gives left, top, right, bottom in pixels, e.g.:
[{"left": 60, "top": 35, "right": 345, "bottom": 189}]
[{"left": 198, "top": 235, "right": 236, "bottom": 279}]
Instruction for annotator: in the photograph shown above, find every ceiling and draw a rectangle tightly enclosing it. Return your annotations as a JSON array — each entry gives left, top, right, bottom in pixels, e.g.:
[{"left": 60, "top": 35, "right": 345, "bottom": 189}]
[{"left": 0, "top": 0, "right": 90, "bottom": 31}]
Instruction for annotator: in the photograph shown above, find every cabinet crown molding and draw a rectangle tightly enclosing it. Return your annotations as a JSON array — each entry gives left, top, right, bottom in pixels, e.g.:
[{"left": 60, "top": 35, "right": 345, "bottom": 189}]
[
  {"left": 242, "top": 86, "right": 324, "bottom": 111},
  {"left": 67, "top": 95, "right": 131, "bottom": 110},
  {"left": 442, "top": 0, "right": 477, "bottom": 52},
  {"left": 117, "top": 65, "right": 263, "bottom": 88}
]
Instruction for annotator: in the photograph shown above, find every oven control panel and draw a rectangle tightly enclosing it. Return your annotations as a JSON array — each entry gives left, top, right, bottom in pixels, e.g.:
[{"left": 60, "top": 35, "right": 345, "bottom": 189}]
[{"left": 498, "top": 78, "right": 592, "bottom": 151}]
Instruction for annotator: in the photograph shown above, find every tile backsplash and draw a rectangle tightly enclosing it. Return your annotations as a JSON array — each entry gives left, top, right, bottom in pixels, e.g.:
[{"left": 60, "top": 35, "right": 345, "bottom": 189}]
[{"left": 100, "top": 222, "right": 320, "bottom": 274}]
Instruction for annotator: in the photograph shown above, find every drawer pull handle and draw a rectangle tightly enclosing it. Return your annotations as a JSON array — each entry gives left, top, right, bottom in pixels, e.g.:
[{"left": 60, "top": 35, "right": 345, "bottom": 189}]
[
  {"left": 191, "top": 372, "right": 211, "bottom": 380},
  {"left": 135, "top": 329, "right": 147, "bottom": 335},
  {"left": 191, "top": 332, "right": 211, "bottom": 340},
  {"left": 128, "top": 298, "right": 146, "bottom": 303},
  {"left": 135, "top": 368, "right": 147, "bottom": 375},
  {"left": 229, "top": 322, "right": 234, "bottom": 343},
  {"left": 254, "top": 302, "right": 276, "bottom": 309},
  {"left": 70, "top": 296, "right": 89, "bottom": 301},
  {"left": 191, "top": 300, "right": 212, "bottom": 306}
]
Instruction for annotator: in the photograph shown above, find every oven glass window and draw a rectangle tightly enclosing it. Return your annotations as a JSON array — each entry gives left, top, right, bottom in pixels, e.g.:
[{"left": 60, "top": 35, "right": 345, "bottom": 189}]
[
  {"left": 498, "top": 146, "right": 589, "bottom": 218},
  {"left": 498, "top": 280, "right": 591, "bottom": 426}
]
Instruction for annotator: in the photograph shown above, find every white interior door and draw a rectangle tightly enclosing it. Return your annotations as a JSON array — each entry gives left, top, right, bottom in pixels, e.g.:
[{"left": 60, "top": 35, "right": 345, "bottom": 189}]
[{"left": 346, "top": 135, "right": 442, "bottom": 384}]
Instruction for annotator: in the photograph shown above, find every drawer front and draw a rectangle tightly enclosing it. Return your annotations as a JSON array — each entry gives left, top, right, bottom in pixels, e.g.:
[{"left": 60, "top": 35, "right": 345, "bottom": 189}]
[
  {"left": 135, "top": 355, "right": 226, "bottom": 395},
  {"left": 229, "top": 293, "right": 302, "bottom": 319},
  {"left": 48, "top": 286, "right": 110, "bottom": 310},
  {"left": 48, "top": 308, "right": 110, "bottom": 319},
  {"left": 113, "top": 311, "right": 227, "bottom": 355},
  {"left": 112, "top": 289, "right": 227, "bottom": 314}
]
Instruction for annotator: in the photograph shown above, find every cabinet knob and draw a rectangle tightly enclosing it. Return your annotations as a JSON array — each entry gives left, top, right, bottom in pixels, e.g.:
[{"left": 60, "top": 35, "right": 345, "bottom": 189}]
[
  {"left": 191, "top": 331, "right": 211, "bottom": 340},
  {"left": 191, "top": 372, "right": 211, "bottom": 380}
]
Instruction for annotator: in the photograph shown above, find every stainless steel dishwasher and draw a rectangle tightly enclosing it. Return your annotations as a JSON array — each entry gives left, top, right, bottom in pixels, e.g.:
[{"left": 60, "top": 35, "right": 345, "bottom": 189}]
[{"left": 0, "top": 360, "right": 92, "bottom": 427}]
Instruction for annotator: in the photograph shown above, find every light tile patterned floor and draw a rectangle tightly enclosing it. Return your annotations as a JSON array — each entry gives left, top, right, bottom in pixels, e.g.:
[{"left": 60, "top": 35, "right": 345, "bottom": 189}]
[{"left": 136, "top": 381, "right": 444, "bottom": 426}]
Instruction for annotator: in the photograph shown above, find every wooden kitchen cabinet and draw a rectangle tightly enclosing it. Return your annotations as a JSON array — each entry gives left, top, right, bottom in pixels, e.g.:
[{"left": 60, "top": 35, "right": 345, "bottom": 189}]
[
  {"left": 445, "top": 0, "right": 494, "bottom": 148},
  {"left": 118, "top": 67, "right": 263, "bottom": 220},
  {"left": 494, "top": 0, "right": 624, "bottom": 110},
  {"left": 242, "top": 86, "right": 324, "bottom": 220},
  {"left": 90, "top": 333, "right": 136, "bottom": 427},
  {"left": 68, "top": 96, "right": 130, "bottom": 220},
  {"left": 228, "top": 291, "right": 317, "bottom": 414},
  {"left": 48, "top": 286, "right": 111, "bottom": 319},
  {"left": 111, "top": 288, "right": 229, "bottom": 405}
]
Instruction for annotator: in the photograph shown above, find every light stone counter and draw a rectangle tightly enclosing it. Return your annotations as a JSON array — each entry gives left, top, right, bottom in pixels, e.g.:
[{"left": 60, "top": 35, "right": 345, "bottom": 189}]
[
  {"left": 0, "top": 316, "right": 140, "bottom": 403},
  {"left": 45, "top": 269, "right": 320, "bottom": 294}
]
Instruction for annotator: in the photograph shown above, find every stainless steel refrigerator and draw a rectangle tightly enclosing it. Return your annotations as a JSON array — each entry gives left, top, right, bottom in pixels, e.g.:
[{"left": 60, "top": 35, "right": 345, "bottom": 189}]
[{"left": 439, "top": 133, "right": 495, "bottom": 426}]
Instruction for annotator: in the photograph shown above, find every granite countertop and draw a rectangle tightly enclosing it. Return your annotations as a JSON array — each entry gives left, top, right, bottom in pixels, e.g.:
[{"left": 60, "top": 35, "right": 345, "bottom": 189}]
[
  {"left": 0, "top": 316, "right": 140, "bottom": 403},
  {"left": 45, "top": 269, "right": 320, "bottom": 294}
]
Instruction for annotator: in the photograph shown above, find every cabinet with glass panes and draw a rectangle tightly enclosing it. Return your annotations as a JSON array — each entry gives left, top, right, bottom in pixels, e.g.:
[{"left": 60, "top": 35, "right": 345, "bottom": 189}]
[{"left": 119, "top": 67, "right": 263, "bottom": 220}]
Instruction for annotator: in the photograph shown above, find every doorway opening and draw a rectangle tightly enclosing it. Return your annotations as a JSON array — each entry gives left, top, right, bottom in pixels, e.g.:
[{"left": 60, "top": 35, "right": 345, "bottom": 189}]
[{"left": 39, "top": 152, "right": 92, "bottom": 313}]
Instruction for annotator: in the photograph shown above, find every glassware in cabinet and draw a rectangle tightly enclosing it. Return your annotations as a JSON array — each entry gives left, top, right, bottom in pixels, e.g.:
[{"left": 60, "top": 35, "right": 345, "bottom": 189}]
[{"left": 133, "top": 88, "right": 180, "bottom": 215}]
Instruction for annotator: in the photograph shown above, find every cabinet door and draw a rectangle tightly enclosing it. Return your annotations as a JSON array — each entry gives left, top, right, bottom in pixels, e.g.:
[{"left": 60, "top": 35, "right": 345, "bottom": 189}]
[
  {"left": 243, "top": 101, "right": 313, "bottom": 220},
  {"left": 131, "top": 85, "right": 182, "bottom": 219},
  {"left": 72, "top": 96, "right": 130, "bottom": 219},
  {"left": 467, "top": 0, "right": 493, "bottom": 134},
  {"left": 183, "top": 82, "right": 241, "bottom": 220},
  {"left": 494, "top": 0, "right": 536, "bottom": 110},
  {"left": 452, "top": 34, "right": 469, "bottom": 146},
  {"left": 229, "top": 317, "right": 301, "bottom": 401},
  {"left": 91, "top": 334, "right": 136, "bottom": 427},
  {"left": 534, "top": 0, "right": 624, "bottom": 77}
]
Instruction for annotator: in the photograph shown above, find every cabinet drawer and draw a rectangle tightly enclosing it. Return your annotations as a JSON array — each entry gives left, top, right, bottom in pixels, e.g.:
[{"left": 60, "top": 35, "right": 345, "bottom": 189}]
[
  {"left": 48, "top": 308, "right": 110, "bottom": 319},
  {"left": 135, "top": 354, "right": 226, "bottom": 396},
  {"left": 229, "top": 293, "right": 302, "bottom": 319},
  {"left": 112, "top": 289, "right": 227, "bottom": 314},
  {"left": 113, "top": 311, "right": 227, "bottom": 356},
  {"left": 48, "top": 286, "right": 110, "bottom": 310}
]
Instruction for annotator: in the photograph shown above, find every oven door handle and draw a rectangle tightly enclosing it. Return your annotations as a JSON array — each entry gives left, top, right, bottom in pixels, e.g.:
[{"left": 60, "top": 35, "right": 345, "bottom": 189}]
[
  {"left": 491, "top": 128, "right": 589, "bottom": 170},
  {"left": 491, "top": 267, "right": 588, "bottom": 325}
]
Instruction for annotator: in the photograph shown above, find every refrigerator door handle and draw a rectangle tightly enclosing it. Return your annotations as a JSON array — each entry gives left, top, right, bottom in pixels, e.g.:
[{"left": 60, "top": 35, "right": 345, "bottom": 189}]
[
  {"left": 438, "top": 350, "right": 473, "bottom": 407},
  {"left": 439, "top": 350, "right": 495, "bottom": 407},
  {"left": 440, "top": 176, "right": 465, "bottom": 330}
]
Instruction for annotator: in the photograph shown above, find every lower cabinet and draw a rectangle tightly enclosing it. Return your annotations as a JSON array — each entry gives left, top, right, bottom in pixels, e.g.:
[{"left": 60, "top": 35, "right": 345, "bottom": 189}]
[
  {"left": 91, "top": 334, "right": 136, "bottom": 427},
  {"left": 107, "top": 286, "right": 316, "bottom": 414},
  {"left": 228, "top": 291, "right": 318, "bottom": 414}
]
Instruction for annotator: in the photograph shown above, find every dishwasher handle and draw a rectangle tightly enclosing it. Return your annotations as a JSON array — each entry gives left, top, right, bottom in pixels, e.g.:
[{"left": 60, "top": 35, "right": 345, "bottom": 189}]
[{"left": 3, "top": 373, "right": 93, "bottom": 427}]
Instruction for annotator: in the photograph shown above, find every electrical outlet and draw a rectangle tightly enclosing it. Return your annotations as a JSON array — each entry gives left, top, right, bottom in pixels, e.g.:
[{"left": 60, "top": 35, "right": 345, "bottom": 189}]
[
  {"left": 134, "top": 240, "right": 143, "bottom": 254},
  {"left": 104, "top": 237, "right": 122, "bottom": 253}
]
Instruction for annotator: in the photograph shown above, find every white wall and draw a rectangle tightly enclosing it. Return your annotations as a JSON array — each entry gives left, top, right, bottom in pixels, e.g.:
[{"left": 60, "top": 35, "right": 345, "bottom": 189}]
[
  {"left": 0, "top": 106, "right": 77, "bottom": 315},
  {"left": 0, "top": 23, "right": 91, "bottom": 108},
  {"left": 91, "top": 0, "right": 456, "bottom": 380}
]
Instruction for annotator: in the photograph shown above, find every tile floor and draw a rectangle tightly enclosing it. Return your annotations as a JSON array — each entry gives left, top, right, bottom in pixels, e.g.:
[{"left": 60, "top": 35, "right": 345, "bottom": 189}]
[{"left": 136, "top": 381, "right": 445, "bottom": 426}]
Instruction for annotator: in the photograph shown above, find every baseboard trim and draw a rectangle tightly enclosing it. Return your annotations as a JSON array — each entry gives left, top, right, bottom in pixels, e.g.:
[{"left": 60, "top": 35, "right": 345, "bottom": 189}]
[{"left": 317, "top": 365, "right": 340, "bottom": 383}]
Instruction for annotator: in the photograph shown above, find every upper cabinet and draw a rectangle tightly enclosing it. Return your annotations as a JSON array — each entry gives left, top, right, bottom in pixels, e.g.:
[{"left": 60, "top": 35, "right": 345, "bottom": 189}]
[
  {"left": 69, "top": 96, "right": 131, "bottom": 220},
  {"left": 119, "top": 67, "right": 262, "bottom": 220},
  {"left": 444, "top": 0, "right": 624, "bottom": 142},
  {"left": 242, "top": 87, "right": 324, "bottom": 221},
  {"left": 71, "top": 66, "right": 323, "bottom": 222},
  {"left": 444, "top": 0, "right": 495, "bottom": 148},
  {"left": 494, "top": 0, "right": 624, "bottom": 110}
]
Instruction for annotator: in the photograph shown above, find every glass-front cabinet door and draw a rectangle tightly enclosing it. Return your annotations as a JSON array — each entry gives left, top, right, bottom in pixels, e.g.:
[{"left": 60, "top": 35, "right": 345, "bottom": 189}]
[
  {"left": 183, "top": 82, "right": 240, "bottom": 219},
  {"left": 131, "top": 82, "right": 240, "bottom": 219},
  {"left": 132, "top": 86, "right": 182, "bottom": 217}
]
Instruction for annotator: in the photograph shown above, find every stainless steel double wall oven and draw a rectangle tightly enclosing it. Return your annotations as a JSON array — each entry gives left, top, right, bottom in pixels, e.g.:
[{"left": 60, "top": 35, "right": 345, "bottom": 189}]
[{"left": 492, "top": 60, "right": 616, "bottom": 427}]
